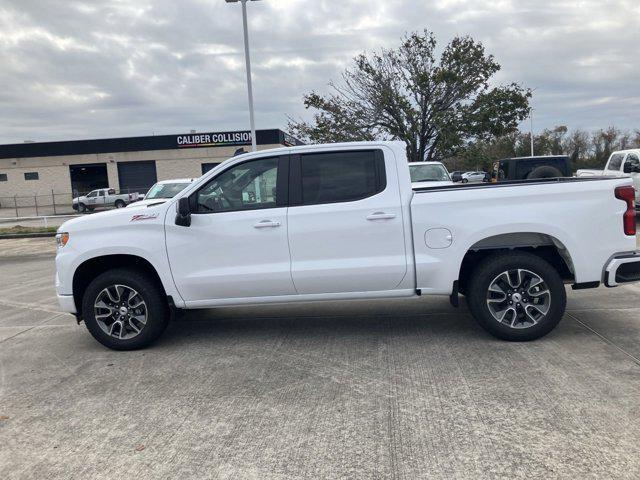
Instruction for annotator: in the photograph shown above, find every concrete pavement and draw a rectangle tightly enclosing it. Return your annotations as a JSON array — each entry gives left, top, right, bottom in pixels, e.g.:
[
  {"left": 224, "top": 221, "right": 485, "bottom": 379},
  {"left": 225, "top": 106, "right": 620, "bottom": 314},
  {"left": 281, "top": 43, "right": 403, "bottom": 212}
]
[{"left": 1, "top": 237, "right": 640, "bottom": 479}]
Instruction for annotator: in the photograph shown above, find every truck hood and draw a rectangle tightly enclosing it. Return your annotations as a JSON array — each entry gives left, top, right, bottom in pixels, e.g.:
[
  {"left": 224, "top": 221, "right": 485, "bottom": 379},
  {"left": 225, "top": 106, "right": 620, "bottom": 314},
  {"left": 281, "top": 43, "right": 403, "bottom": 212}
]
[
  {"left": 58, "top": 202, "right": 170, "bottom": 233},
  {"left": 126, "top": 198, "right": 170, "bottom": 208}
]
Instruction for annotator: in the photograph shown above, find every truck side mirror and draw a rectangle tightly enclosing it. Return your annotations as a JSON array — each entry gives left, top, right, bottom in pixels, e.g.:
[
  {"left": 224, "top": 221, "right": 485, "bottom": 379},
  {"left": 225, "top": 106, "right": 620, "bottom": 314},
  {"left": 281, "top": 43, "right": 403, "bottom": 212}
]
[
  {"left": 175, "top": 197, "right": 191, "bottom": 227},
  {"left": 451, "top": 172, "right": 462, "bottom": 182}
]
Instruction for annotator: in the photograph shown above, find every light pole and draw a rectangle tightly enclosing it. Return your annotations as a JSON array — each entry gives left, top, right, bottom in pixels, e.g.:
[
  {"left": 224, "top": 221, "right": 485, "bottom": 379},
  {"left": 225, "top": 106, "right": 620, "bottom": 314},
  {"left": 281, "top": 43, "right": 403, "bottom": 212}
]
[
  {"left": 529, "top": 108, "right": 534, "bottom": 157},
  {"left": 225, "top": 0, "right": 259, "bottom": 152}
]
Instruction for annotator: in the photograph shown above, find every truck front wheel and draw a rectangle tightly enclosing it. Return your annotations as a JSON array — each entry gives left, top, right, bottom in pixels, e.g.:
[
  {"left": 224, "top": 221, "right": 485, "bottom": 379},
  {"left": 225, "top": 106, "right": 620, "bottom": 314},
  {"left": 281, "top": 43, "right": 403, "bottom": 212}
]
[
  {"left": 466, "top": 252, "right": 566, "bottom": 341},
  {"left": 82, "top": 268, "right": 169, "bottom": 350}
]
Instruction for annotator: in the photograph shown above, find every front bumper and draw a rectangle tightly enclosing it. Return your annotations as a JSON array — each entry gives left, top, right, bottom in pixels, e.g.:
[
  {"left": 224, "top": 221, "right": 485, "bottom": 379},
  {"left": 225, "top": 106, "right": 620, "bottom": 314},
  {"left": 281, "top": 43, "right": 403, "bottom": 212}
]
[
  {"left": 604, "top": 251, "right": 640, "bottom": 287},
  {"left": 57, "top": 294, "right": 77, "bottom": 314},
  {"left": 55, "top": 265, "right": 76, "bottom": 313}
]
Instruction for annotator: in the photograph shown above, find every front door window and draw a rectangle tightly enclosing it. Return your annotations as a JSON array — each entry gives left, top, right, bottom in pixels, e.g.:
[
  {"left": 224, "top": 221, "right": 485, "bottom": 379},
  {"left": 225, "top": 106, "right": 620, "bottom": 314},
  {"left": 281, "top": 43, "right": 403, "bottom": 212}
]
[{"left": 195, "top": 158, "right": 279, "bottom": 213}]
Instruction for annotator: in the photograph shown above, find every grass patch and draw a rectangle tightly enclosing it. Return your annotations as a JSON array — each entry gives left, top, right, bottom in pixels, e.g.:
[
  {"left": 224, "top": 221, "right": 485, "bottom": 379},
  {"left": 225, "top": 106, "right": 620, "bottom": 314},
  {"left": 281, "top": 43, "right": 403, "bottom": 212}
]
[{"left": 0, "top": 225, "right": 58, "bottom": 235}]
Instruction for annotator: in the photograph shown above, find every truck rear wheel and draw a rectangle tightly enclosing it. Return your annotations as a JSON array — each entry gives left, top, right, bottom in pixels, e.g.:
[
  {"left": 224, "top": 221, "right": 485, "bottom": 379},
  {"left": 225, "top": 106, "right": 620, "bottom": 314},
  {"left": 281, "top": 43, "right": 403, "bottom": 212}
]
[
  {"left": 81, "top": 268, "right": 169, "bottom": 350},
  {"left": 114, "top": 199, "right": 126, "bottom": 208},
  {"left": 466, "top": 252, "right": 566, "bottom": 341}
]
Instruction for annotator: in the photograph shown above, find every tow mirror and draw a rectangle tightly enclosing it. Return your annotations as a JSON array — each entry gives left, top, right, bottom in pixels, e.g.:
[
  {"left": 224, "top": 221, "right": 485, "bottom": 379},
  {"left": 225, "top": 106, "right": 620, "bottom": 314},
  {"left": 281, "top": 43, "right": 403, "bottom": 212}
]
[{"left": 175, "top": 197, "right": 191, "bottom": 227}]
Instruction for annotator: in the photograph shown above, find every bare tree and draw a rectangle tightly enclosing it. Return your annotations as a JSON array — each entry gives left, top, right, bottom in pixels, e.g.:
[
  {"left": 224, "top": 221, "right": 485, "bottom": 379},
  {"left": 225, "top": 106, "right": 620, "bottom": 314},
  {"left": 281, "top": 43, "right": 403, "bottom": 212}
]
[{"left": 563, "top": 129, "right": 590, "bottom": 166}]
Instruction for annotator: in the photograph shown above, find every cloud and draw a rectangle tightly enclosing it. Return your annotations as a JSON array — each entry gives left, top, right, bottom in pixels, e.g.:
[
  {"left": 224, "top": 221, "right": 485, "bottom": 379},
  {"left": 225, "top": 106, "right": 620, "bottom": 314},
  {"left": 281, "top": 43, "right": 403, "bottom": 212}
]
[{"left": 0, "top": 0, "right": 638, "bottom": 143}]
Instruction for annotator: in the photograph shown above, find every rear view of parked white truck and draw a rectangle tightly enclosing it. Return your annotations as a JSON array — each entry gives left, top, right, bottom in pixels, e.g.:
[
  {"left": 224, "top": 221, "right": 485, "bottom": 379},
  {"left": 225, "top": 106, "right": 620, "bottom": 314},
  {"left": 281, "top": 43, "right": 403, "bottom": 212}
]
[
  {"left": 577, "top": 149, "right": 640, "bottom": 206},
  {"left": 56, "top": 141, "right": 640, "bottom": 350}
]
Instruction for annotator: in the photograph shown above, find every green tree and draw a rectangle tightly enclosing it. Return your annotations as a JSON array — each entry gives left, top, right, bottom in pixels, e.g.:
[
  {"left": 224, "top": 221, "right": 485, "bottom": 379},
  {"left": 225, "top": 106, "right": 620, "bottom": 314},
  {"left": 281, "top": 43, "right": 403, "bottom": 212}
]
[{"left": 288, "top": 30, "right": 531, "bottom": 163}]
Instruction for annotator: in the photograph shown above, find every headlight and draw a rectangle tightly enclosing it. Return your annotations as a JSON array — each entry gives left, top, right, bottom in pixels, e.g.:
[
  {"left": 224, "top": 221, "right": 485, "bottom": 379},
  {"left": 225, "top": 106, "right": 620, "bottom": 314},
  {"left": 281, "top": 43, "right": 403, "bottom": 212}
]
[{"left": 56, "top": 232, "right": 69, "bottom": 248}]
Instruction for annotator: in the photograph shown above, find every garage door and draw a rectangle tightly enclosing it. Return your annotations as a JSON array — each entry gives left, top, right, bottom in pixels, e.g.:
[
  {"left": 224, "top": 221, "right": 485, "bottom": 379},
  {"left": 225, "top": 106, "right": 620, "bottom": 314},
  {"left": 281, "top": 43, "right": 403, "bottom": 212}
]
[
  {"left": 69, "top": 163, "right": 108, "bottom": 195},
  {"left": 117, "top": 161, "right": 157, "bottom": 194}
]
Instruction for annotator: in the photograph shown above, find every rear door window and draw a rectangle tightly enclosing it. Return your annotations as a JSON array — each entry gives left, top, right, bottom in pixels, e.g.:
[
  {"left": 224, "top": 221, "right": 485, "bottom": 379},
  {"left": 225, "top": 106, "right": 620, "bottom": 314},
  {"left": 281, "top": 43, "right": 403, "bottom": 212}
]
[{"left": 297, "top": 150, "right": 385, "bottom": 205}]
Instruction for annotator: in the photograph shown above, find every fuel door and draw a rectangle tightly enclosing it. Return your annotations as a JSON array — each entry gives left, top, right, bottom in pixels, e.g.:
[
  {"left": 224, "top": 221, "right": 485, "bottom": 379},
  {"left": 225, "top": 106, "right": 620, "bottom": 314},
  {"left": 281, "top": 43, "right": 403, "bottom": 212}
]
[{"left": 425, "top": 228, "right": 453, "bottom": 249}]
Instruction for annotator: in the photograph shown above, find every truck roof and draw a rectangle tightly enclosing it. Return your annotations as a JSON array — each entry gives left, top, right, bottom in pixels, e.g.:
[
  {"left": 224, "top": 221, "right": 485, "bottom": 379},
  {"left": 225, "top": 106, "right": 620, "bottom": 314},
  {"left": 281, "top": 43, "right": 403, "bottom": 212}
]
[
  {"left": 155, "top": 178, "right": 195, "bottom": 184},
  {"left": 230, "top": 141, "right": 407, "bottom": 161},
  {"left": 610, "top": 149, "right": 640, "bottom": 155}
]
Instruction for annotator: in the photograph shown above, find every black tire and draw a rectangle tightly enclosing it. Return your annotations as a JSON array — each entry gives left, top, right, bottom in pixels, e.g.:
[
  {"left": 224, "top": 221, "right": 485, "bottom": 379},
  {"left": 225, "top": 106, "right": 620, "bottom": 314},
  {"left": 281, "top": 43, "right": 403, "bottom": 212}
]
[
  {"left": 82, "top": 268, "right": 169, "bottom": 350},
  {"left": 466, "top": 252, "right": 566, "bottom": 341},
  {"left": 462, "top": 178, "right": 469, "bottom": 183},
  {"left": 87, "top": 206, "right": 95, "bottom": 212},
  {"left": 114, "top": 199, "right": 126, "bottom": 208},
  {"left": 78, "top": 203, "right": 87, "bottom": 213},
  {"left": 527, "top": 166, "right": 563, "bottom": 179}
]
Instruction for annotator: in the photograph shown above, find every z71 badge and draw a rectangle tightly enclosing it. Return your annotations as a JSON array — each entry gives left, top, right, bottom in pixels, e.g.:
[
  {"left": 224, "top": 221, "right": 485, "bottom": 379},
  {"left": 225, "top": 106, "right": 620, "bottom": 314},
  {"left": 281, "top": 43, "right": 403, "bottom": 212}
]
[{"left": 130, "top": 213, "right": 159, "bottom": 222}]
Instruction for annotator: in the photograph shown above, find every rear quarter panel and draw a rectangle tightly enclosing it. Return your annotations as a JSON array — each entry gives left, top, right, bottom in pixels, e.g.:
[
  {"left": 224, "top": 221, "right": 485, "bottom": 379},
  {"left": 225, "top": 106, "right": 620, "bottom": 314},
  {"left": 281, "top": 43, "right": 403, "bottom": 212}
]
[{"left": 410, "top": 178, "right": 636, "bottom": 294}]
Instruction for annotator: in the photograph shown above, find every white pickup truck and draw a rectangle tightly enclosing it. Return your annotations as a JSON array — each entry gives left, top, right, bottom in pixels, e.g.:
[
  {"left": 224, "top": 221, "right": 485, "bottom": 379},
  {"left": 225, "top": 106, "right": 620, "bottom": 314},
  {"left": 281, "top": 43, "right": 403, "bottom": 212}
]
[
  {"left": 409, "top": 161, "right": 453, "bottom": 188},
  {"left": 55, "top": 141, "right": 640, "bottom": 350},
  {"left": 127, "top": 178, "right": 195, "bottom": 208},
  {"left": 72, "top": 188, "right": 141, "bottom": 213},
  {"left": 577, "top": 149, "right": 640, "bottom": 207}
]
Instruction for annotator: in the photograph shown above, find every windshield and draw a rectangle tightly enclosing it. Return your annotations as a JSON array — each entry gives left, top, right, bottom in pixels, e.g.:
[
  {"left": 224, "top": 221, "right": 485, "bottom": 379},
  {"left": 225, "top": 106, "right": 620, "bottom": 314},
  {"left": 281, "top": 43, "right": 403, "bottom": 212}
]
[
  {"left": 409, "top": 164, "right": 450, "bottom": 182},
  {"left": 145, "top": 182, "right": 190, "bottom": 200}
]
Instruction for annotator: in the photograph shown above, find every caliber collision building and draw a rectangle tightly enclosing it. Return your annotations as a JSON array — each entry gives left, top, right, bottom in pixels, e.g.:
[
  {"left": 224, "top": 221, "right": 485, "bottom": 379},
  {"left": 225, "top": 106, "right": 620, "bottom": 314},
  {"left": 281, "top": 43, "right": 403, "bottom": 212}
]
[{"left": 0, "top": 129, "right": 301, "bottom": 197}]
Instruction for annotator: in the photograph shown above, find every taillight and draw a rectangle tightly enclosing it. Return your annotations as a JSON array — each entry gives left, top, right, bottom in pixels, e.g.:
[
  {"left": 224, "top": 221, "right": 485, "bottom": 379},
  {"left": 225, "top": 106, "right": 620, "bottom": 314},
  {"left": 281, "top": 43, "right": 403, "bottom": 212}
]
[{"left": 615, "top": 185, "right": 636, "bottom": 236}]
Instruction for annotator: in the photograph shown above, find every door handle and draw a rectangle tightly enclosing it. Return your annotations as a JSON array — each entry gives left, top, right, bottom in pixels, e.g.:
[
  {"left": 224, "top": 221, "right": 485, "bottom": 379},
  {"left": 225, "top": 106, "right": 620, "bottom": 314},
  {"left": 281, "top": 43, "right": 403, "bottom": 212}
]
[
  {"left": 254, "top": 220, "right": 281, "bottom": 228},
  {"left": 366, "top": 212, "right": 396, "bottom": 220}
]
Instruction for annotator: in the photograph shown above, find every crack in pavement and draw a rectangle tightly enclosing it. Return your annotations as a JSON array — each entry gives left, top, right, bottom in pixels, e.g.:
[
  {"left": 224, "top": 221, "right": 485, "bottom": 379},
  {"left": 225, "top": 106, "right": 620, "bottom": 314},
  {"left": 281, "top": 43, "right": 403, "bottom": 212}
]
[{"left": 567, "top": 312, "right": 640, "bottom": 367}]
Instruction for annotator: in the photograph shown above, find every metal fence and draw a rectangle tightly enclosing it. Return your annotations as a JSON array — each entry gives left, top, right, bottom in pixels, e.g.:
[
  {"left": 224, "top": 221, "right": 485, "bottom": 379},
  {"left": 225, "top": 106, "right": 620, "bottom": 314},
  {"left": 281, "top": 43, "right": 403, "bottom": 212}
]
[{"left": 0, "top": 187, "right": 149, "bottom": 219}]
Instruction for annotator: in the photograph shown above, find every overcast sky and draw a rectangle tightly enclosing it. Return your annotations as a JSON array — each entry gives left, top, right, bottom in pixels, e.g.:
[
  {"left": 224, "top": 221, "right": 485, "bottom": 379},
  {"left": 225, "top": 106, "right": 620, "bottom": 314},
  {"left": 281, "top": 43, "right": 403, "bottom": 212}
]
[{"left": 0, "top": 0, "right": 638, "bottom": 144}]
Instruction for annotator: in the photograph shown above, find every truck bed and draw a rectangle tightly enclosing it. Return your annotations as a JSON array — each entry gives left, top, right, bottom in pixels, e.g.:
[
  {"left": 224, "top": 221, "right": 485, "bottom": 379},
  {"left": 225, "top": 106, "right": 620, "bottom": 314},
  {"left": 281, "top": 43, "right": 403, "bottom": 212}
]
[
  {"left": 412, "top": 175, "right": 617, "bottom": 193},
  {"left": 409, "top": 175, "right": 635, "bottom": 294}
]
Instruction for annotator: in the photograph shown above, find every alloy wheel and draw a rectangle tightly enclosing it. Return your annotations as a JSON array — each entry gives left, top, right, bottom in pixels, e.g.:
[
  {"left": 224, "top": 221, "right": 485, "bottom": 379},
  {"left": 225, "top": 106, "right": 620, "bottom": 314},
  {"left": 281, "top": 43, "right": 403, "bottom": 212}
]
[
  {"left": 486, "top": 269, "right": 551, "bottom": 329},
  {"left": 94, "top": 284, "right": 148, "bottom": 340}
]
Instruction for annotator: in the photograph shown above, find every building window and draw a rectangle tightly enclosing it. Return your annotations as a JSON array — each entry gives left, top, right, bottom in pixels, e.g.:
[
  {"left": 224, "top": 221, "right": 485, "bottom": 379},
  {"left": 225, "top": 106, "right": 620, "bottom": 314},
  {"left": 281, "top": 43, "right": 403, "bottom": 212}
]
[
  {"left": 24, "top": 172, "right": 39, "bottom": 181},
  {"left": 0, "top": 173, "right": 7, "bottom": 182}
]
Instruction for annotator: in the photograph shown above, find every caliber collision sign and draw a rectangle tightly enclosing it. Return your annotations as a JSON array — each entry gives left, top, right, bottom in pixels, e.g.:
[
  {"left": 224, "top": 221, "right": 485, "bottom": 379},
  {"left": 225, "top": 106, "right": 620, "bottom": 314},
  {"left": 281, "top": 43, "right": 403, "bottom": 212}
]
[{"left": 176, "top": 131, "right": 252, "bottom": 148}]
